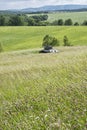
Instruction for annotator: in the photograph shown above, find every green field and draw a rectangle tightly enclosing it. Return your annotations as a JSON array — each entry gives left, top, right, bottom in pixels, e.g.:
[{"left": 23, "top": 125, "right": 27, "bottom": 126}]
[
  {"left": 0, "top": 26, "right": 87, "bottom": 52},
  {"left": 47, "top": 12, "right": 87, "bottom": 23},
  {"left": 0, "top": 46, "right": 87, "bottom": 129},
  {"left": 28, "top": 11, "right": 87, "bottom": 24},
  {"left": 0, "top": 26, "right": 87, "bottom": 129}
]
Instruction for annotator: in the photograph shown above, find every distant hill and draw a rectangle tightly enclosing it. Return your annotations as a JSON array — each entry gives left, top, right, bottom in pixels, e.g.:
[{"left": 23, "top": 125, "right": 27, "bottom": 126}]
[
  {"left": 0, "top": 4, "right": 87, "bottom": 14},
  {"left": 21, "top": 4, "right": 87, "bottom": 12}
]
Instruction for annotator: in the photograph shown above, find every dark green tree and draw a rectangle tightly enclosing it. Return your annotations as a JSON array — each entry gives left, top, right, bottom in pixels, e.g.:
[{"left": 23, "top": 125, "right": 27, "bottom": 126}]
[
  {"left": 64, "top": 19, "right": 73, "bottom": 26},
  {"left": 42, "top": 35, "right": 59, "bottom": 47},
  {"left": 0, "top": 15, "right": 5, "bottom": 26},
  {"left": 28, "top": 17, "right": 36, "bottom": 26},
  {"left": 8, "top": 15, "right": 24, "bottom": 26},
  {"left": 74, "top": 22, "right": 79, "bottom": 26},
  {"left": 30, "top": 15, "right": 48, "bottom": 22},
  {"left": 82, "top": 20, "right": 87, "bottom": 25},
  {"left": 58, "top": 19, "right": 64, "bottom": 25},
  {"left": 28, "top": 15, "right": 48, "bottom": 26}
]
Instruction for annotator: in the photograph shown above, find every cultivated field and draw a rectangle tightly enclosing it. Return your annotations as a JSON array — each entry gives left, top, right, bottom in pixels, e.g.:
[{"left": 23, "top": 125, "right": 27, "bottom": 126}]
[
  {"left": 0, "top": 26, "right": 87, "bottom": 52},
  {"left": 0, "top": 46, "right": 87, "bottom": 130}
]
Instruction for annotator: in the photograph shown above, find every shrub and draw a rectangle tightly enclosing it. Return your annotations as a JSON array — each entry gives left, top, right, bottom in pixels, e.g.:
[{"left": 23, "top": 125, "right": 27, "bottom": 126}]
[
  {"left": 82, "top": 20, "right": 87, "bottom": 25},
  {"left": 74, "top": 22, "right": 79, "bottom": 26},
  {"left": 51, "top": 20, "right": 58, "bottom": 26},
  {"left": 58, "top": 19, "right": 64, "bottom": 25},
  {"left": 0, "top": 42, "right": 3, "bottom": 52},
  {"left": 64, "top": 19, "right": 73, "bottom": 26},
  {"left": 63, "top": 36, "right": 72, "bottom": 46}
]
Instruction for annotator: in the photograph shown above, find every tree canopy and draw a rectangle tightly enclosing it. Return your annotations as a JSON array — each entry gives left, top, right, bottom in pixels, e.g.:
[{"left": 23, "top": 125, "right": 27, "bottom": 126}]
[
  {"left": 0, "top": 15, "right": 5, "bottom": 26},
  {"left": 42, "top": 35, "right": 59, "bottom": 47},
  {"left": 8, "top": 15, "right": 24, "bottom": 26},
  {"left": 64, "top": 19, "right": 73, "bottom": 25}
]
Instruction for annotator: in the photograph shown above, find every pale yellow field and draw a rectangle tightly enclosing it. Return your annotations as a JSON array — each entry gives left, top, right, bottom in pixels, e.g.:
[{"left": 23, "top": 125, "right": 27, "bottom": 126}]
[{"left": 0, "top": 46, "right": 87, "bottom": 130}]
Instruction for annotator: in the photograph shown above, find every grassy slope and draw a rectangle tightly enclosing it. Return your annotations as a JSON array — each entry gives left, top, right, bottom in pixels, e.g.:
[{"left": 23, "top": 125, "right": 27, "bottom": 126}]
[
  {"left": 47, "top": 12, "right": 87, "bottom": 23},
  {"left": 0, "top": 26, "right": 87, "bottom": 52},
  {"left": 0, "top": 46, "right": 87, "bottom": 129},
  {"left": 28, "top": 12, "right": 87, "bottom": 24}
]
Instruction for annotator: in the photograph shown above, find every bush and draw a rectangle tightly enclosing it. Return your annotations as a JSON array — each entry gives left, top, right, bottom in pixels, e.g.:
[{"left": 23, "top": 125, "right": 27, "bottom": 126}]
[
  {"left": 42, "top": 35, "right": 60, "bottom": 47},
  {"left": 0, "top": 42, "right": 3, "bottom": 52},
  {"left": 74, "top": 22, "right": 79, "bottom": 26},
  {"left": 82, "top": 20, "right": 87, "bottom": 25},
  {"left": 58, "top": 19, "right": 64, "bottom": 25},
  {"left": 63, "top": 36, "right": 72, "bottom": 46},
  {"left": 64, "top": 19, "right": 73, "bottom": 26},
  {"left": 51, "top": 20, "right": 58, "bottom": 26}
]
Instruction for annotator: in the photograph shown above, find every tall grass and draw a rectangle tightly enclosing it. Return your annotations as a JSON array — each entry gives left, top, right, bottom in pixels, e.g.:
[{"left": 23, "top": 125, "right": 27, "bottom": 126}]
[{"left": 0, "top": 46, "right": 87, "bottom": 130}]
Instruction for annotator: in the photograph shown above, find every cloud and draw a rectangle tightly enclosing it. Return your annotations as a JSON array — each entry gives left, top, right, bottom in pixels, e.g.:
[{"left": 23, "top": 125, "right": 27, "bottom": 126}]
[{"left": 0, "top": 0, "right": 87, "bottom": 10}]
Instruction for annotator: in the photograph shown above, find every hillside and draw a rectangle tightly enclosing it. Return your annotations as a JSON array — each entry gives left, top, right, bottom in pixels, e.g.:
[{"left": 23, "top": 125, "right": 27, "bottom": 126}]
[
  {"left": 22, "top": 4, "right": 87, "bottom": 12},
  {"left": 0, "top": 46, "right": 87, "bottom": 129},
  {"left": 1, "top": 4, "right": 87, "bottom": 13},
  {"left": 28, "top": 11, "right": 87, "bottom": 24},
  {"left": 47, "top": 11, "right": 87, "bottom": 23},
  {"left": 0, "top": 26, "right": 87, "bottom": 52}
]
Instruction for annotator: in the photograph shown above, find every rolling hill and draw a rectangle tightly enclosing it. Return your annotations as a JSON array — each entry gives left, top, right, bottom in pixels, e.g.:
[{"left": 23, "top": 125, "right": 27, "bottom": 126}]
[
  {"left": 21, "top": 4, "right": 87, "bottom": 12},
  {"left": 1, "top": 4, "right": 87, "bottom": 13},
  {"left": 0, "top": 26, "right": 87, "bottom": 52}
]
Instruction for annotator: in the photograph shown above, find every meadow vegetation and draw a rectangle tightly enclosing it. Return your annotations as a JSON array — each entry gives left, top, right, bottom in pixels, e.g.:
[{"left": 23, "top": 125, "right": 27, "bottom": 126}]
[
  {"left": 0, "top": 46, "right": 87, "bottom": 130},
  {"left": 28, "top": 11, "right": 87, "bottom": 25},
  {"left": 47, "top": 11, "right": 87, "bottom": 23},
  {"left": 0, "top": 26, "right": 87, "bottom": 52},
  {"left": 0, "top": 22, "right": 87, "bottom": 130},
  {"left": 1, "top": 11, "right": 87, "bottom": 26}
]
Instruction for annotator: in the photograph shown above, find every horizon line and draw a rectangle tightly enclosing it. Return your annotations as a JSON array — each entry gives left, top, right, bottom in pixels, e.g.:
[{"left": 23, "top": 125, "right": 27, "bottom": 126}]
[{"left": 0, "top": 4, "right": 87, "bottom": 11}]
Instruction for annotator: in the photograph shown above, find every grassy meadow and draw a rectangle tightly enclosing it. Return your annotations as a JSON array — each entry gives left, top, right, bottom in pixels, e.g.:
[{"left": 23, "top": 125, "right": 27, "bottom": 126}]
[
  {"left": 0, "top": 25, "right": 87, "bottom": 129},
  {"left": 0, "top": 46, "right": 87, "bottom": 129},
  {"left": 47, "top": 11, "right": 87, "bottom": 23},
  {"left": 0, "top": 26, "right": 87, "bottom": 52}
]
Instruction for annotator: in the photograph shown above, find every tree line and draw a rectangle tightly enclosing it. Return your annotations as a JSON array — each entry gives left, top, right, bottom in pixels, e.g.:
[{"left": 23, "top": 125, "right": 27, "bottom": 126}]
[
  {"left": 0, "top": 14, "right": 48, "bottom": 26},
  {"left": 0, "top": 14, "right": 87, "bottom": 26},
  {"left": 51, "top": 19, "right": 87, "bottom": 26}
]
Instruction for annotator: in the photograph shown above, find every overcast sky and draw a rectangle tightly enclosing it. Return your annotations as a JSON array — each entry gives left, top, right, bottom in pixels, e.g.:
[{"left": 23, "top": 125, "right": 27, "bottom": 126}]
[{"left": 0, "top": 0, "right": 87, "bottom": 10}]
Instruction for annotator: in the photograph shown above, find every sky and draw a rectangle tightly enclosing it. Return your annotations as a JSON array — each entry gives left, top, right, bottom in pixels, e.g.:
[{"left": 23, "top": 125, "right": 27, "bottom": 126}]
[{"left": 0, "top": 0, "right": 87, "bottom": 10}]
